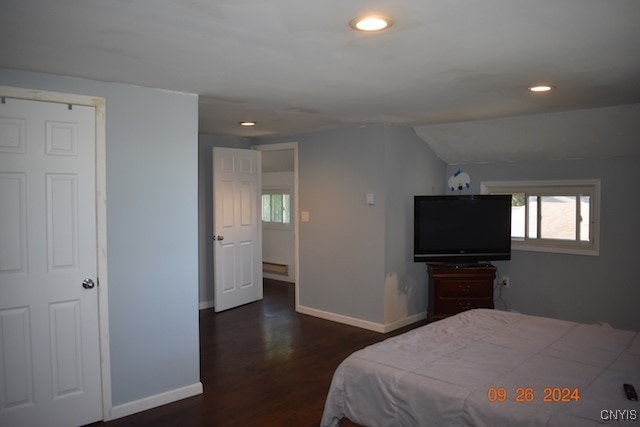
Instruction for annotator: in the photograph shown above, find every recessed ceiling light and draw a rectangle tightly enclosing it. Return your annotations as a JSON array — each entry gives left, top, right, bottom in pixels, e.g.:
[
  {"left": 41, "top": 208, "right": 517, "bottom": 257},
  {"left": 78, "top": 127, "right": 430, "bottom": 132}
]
[
  {"left": 349, "top": 15, "right": 393, "bottom": 32},
  {"left": 528, "top": 85, "right": 555, "bottom": 93},
  {"left": 239, "top": 121, "right": 256, "bottom": 126}
]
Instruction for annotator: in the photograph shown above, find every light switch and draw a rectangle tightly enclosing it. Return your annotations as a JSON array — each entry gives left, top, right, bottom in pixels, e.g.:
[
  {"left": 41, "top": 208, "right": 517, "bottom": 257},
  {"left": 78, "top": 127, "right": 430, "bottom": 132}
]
[
  {"left": 301, "top": 211, "right": 310, "bottom": 222},
  {"left": 366, "top": 192, "right": 375, "bottom": 205}
]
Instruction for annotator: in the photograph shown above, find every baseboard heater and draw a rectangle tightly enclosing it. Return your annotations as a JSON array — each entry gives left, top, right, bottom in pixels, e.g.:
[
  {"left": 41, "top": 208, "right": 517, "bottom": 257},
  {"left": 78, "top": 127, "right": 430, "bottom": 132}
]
[{"left": 263, "top": 261, "right": 288, "bottom": 276}]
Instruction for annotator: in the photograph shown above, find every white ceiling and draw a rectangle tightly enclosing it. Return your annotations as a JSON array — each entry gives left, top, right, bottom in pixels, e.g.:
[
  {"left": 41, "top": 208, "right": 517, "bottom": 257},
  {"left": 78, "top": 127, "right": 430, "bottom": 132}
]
[
  {"left": 2, "top": 0, "right": 640, "bottom": 161},
  {"left": 415, "top": 103, "right": 640, "bottom": 164}
]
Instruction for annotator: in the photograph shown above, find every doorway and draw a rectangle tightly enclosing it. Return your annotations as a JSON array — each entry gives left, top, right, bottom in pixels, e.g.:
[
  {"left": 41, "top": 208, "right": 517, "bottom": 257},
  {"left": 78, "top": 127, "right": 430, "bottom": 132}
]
[{"left": 254, "top": 143, "right": 300, "bottom": 309}]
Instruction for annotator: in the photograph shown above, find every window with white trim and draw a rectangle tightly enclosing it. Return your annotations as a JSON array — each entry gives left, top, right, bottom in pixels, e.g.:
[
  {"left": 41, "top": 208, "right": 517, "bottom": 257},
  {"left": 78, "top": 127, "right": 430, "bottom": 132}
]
[
  {"left": 261, "top": 190, "right": 291, "bottom": 227},
  {"left": 482, "top": 180, "right": 600, "bottom": 256}
]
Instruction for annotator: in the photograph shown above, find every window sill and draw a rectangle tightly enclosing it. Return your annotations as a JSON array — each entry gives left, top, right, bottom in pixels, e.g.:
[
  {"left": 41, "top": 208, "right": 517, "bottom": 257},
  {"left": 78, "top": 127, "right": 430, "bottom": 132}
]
[
  {"left": 262, "top": 223, "right": 292, "bottom": 231},
  {"left": 512, "top": 241, "right": 599, "bottom": 257}
]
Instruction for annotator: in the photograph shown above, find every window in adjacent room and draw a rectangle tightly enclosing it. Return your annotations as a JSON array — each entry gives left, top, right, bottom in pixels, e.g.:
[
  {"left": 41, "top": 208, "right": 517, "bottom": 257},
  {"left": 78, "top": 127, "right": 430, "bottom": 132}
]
[
  {"left": 261, "top": 190, "right": 291, "bottom": 227},
  {"left": 481, "top": 180, "right": 600, "bottom": 256}
]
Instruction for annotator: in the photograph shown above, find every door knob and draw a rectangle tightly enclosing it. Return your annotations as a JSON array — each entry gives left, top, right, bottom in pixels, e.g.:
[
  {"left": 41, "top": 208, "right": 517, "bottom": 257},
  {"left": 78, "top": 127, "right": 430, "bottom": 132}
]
[
  {"left": 82, "top": 278, "right": 95, "bottom": 289},
  {"left": 213, "top": 235, "right": 224, "bottom": 241}
]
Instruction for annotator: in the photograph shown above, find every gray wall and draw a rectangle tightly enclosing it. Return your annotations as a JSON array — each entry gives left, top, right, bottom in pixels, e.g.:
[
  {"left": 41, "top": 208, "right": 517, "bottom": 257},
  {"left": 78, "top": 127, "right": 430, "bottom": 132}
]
[
  {"left": 198, "top": 133, "right": 251, "bottom": 306},
  {"left": 445, "top": 155, "right": 640, "bottom": 331},
  {"left": 256, "top": 124, "right": 445, "bottom": 325},
  {"left": 297, "top": 125, "right": 387, "bottom": 323},
  {"left": 382, "top": 126, "right": 445, "bottom": 323},
  {"left": 0, "top": 70, "right": 201, "bottom": 406}
]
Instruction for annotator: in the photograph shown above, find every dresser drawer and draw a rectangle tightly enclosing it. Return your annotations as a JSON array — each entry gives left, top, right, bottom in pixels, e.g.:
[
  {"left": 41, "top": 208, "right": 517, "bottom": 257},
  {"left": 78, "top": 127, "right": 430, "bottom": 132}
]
[
  {"left": 427, "top": 264, "right": 496, "bottom": 322},
  {"left": 436, "top": 298, "right": 493, "bottom": 314},
  {"left": 437, "top": 281, "right": 492, "bottom": 298}
]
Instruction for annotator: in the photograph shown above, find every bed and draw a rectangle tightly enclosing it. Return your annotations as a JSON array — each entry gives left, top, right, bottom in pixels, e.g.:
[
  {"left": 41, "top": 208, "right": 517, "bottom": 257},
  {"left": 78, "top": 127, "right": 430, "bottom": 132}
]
[{"left": 321, "top": 309, "right": 639, "bottom": 426}]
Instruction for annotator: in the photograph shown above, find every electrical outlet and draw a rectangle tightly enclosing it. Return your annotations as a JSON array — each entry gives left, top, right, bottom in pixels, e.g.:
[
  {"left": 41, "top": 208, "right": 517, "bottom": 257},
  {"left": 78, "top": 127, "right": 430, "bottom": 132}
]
[{"left": 501, "top": 276, "right": 510, "bottom": 288}]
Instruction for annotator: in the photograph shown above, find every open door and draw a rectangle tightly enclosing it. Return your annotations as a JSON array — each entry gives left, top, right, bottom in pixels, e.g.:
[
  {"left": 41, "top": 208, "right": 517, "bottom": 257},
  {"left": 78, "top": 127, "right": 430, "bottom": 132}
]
[{"left": 212, "top": 147, "right": 262, "bottom": 312}]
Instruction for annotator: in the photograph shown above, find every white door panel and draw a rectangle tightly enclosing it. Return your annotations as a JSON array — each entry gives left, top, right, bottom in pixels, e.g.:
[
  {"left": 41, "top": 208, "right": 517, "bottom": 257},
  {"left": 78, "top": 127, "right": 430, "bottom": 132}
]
[
  {"left": 0, "top": 98, "right": 102, "bottom": 427},
  {"left": 213, "top": 147, "right": 262, "bottom": 312}
]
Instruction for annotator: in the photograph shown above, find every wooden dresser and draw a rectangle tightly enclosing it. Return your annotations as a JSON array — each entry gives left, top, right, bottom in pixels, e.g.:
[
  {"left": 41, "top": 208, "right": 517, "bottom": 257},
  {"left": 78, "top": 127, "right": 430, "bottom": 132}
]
[{"left": 427, "top": 263, "right": 496, "bottom": 322}]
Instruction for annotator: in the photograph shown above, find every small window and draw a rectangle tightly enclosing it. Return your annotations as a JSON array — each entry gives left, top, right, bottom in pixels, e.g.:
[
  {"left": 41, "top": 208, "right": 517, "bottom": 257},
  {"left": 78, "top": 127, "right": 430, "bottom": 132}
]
[
  {"left": 261, "top": 190, "right": 291, "bottom": 226},
  {"left": 482, "top": 180, "right": 600, "bottom": 256}
]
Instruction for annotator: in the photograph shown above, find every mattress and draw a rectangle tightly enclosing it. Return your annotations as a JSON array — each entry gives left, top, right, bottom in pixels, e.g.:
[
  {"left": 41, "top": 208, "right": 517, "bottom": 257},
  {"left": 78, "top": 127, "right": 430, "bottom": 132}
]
[{"left": 321, "top": 309, "right": 639, "bottom": 426}]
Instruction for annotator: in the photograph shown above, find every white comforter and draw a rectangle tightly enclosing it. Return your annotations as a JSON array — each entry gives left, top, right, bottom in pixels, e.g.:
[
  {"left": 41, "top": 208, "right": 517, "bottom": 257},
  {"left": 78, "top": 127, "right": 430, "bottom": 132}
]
[{"left": 321, "top": 309, "right": 640, "bottom": 426}]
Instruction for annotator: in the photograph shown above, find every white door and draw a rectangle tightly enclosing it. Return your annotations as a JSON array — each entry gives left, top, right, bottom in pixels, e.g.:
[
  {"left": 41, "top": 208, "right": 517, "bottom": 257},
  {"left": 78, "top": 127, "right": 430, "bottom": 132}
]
[
  {"left": 212, "top": 147, "right": 262, "bottom": 312},
  {"left": 0, "top": 98, "right": 102, "bottom": 426}
]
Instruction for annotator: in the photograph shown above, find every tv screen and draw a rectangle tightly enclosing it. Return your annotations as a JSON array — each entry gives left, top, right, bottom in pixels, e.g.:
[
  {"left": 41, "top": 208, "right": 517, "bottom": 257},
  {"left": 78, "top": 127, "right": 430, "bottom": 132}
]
[{"left": 414, "top": 195, "right": 511, "bottom": 263}]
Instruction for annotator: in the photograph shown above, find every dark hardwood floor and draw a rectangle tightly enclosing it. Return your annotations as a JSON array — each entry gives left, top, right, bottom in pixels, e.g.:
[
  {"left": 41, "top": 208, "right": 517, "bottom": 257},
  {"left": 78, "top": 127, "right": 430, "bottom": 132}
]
[{"left": 97, "top": 279, "right": 426, "bottom": 426}]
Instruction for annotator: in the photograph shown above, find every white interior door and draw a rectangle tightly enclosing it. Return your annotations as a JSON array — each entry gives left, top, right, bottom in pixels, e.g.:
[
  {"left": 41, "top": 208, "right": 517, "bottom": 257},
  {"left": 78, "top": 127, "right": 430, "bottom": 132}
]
[
  {"left": 0, "top": 98, "right": 102, "bottom": 426},
  {"left": 212, "top": 147, "right": 262, "bottom": 312}
]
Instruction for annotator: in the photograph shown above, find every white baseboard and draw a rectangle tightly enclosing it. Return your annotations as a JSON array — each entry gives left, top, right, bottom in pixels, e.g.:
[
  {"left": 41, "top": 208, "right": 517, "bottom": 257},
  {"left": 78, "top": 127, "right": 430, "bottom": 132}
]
[
  {"left": 199, "top": 300, "right": 214, "bottom": 310},
  {"left": 296, "top": 304, "right": 426, "bottom": 333},
  {"left": 108, "top": 382, "right": 203, "bottom": 421},
  {"left": 382, "top": 312, "right": 427, "bottom": 333}
]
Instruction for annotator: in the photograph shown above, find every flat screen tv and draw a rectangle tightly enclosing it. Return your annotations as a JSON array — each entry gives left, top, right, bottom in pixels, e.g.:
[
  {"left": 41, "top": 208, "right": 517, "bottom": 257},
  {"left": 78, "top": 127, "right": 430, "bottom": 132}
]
[{"left": 414, "top": 195, "right": 511, "bottom": 263}]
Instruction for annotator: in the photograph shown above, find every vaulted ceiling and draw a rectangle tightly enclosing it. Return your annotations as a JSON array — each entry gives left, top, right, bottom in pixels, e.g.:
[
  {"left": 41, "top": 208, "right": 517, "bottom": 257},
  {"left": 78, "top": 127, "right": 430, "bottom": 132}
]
[{"left": 2, "top": 0, "right": 639, "bottom": 161}]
